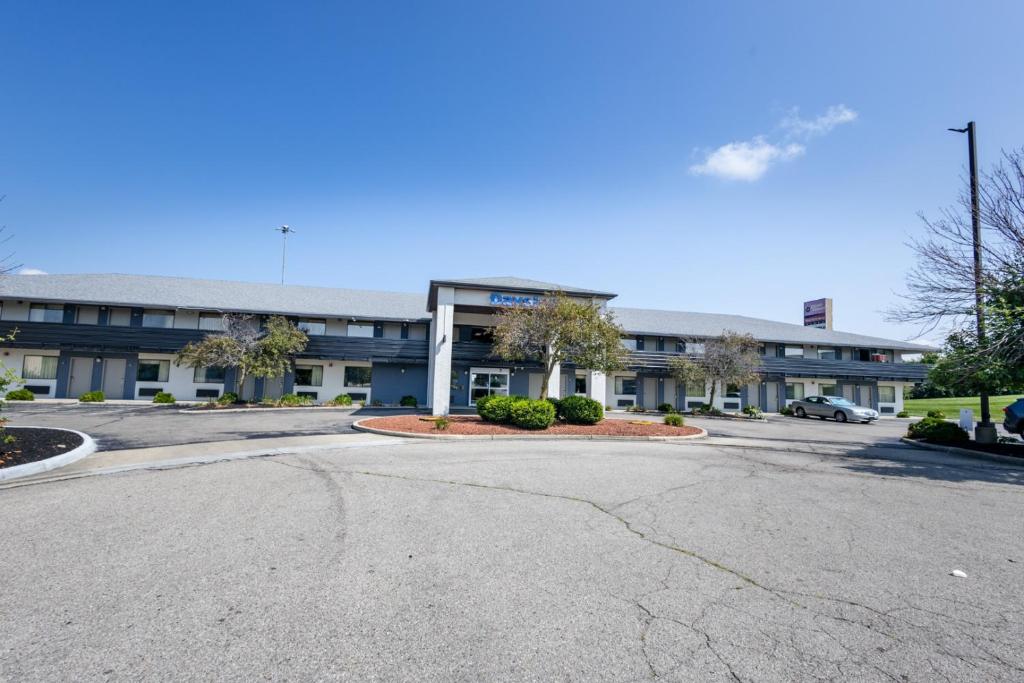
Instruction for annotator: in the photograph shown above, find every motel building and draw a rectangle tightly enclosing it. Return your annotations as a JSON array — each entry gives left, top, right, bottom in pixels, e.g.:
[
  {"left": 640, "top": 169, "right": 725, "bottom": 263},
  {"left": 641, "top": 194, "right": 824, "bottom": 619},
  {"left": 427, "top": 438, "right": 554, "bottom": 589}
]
[{"left": 0, "top": 274, "right": 933, "bottom": 416}]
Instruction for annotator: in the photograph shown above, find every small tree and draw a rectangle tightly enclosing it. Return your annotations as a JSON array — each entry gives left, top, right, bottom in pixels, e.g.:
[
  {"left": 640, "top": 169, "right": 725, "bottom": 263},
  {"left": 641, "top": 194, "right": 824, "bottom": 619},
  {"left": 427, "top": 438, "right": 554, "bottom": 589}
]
[
  {"left": 491, "top": 292, "right": 627, "bottom": 399},
  {"left": 669, "top": 331, "right": 761, "bottom": 408},
  {"left": 177, "top": 314, "right": 307, "bottom": 397}
]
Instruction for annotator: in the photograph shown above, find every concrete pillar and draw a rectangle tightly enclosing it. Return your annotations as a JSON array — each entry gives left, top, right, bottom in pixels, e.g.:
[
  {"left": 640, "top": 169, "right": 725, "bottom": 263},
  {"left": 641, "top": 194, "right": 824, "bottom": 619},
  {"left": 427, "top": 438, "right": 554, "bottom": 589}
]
[
  {"left": 428, "top": 286, "right": 455, "bottom": 415},
  {"left": 586, "top": 370, "right": 606, "bottom": 406},
  {"left": 546, "top": 361, "right": 562, "bottom": 399}
]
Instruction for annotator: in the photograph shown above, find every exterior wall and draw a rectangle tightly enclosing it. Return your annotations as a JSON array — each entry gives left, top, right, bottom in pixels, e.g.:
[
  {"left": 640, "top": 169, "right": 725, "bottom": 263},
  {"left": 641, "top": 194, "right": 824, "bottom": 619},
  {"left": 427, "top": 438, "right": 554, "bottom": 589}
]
[
  {"left": 606, "top": 371, "right": 637, "bottom": 408},
  {"left": 3, "top": 348, "right": 60, "bottom": 397},
  {"left": 135, "top": 353, "right": 225, "bottom": 401},
  {"left": 370, "top": 364, "right": 427, "bottom": 405}
]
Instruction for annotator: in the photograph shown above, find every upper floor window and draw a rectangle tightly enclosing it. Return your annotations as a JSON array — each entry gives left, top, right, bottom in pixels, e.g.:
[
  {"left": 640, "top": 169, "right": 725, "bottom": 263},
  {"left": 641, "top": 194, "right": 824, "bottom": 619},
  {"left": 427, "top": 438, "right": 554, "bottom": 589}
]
[
  {"left": 347, "top": 323, "right": 374, "bottom": 338},
  {"left": 687, "top": 341, "right": 705, "bottom": 355},
  {"left": 779, "top": 345, "right": 804, "bottom": 358},
  {"left": 109, "top": 307, "right": 131, "bottom": 326},
  {"left": 297, "top": 318, "right": 327, "bottom": 336},
  {"left": 295, "top": 365, "right": 324, "bottom": 387},
  {"left": 621, "top": 338, "right": 637, "bottom": 351},
  {"left": 198, "top": 312, "right": 224, "bottom": 331},
  {"left": 29, "top": 303, "right": 63, "bottom": 323},
  {"left": 468, "top": 327, "right": 493, "bottom": 343},
  {"left": 142, "top": 309, "right": 175, "bottom": 328},
  {"left": 137, "top": 359, "right": 170, "bottom": 382},
  {"left": 23, "top": 355, "right": 59, "bottom": 380},
  {"left": 817, "top": 347, "right": 839, "bottom": 360}
]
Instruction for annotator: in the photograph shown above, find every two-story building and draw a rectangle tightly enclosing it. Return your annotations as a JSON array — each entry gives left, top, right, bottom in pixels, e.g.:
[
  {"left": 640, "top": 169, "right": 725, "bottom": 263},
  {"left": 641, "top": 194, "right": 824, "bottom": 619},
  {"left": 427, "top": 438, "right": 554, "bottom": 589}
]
[{"left": 0, "top": 273, "right": 933, "bottom": 415}]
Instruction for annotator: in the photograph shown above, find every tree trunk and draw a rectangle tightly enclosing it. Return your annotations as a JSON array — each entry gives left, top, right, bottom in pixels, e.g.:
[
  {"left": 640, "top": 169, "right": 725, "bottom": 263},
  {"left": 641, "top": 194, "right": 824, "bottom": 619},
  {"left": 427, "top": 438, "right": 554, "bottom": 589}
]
[
  {"left": 236, "top": 368, "right": 246, "bottom": 402},
  {"left": 707, "top": 381, "right": 717, "bottom": 410},
  {"left": 539, "top": 354, "right": 555, "bottom": 400}
]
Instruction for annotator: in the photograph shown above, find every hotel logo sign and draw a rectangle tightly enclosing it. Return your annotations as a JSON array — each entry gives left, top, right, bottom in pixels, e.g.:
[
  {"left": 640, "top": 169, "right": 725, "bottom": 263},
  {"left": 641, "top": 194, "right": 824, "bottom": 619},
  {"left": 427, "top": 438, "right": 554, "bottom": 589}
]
[
  {"left": 803, "top": 298, "right": 833, "bottom": 330},
  {"left": 490, "top": 292, "right": 542, "bottom": 307}
]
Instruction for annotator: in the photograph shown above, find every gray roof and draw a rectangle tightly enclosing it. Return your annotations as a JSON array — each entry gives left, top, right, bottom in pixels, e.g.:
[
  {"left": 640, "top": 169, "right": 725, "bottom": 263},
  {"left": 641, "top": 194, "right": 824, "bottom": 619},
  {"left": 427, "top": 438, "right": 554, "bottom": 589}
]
[
  {"left": 431, "top": 276, "right": 616, "bottom": 298},
  {"left": 610, "top": 307, "right": 935, "bottom": 352},
  {"left": 1, "top": 273, "right": 933, "bottom": 351},
  {"left": 0, "top": 273, "right": 430, "bottom": 322}
]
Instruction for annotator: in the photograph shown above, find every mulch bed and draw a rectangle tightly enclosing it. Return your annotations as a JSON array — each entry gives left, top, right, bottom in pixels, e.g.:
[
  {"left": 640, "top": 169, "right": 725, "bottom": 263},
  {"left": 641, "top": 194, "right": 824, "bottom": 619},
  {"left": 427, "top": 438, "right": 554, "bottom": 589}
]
[
  {"left": 920, "top": 439, "right": 1024, "bottom": 459},
  {"left": 0, "top": 427, "right": 84, "bottom": 469},
  {"left": 361, "top": 414, "right": 702, "bottom": 437}
]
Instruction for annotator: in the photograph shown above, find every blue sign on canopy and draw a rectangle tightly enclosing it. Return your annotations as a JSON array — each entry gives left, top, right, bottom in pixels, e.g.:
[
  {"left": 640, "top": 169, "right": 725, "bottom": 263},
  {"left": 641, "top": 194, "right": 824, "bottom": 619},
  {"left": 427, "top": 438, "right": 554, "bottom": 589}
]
[{"left": 490, "top": 292, "right": 541, "bottom": 307}]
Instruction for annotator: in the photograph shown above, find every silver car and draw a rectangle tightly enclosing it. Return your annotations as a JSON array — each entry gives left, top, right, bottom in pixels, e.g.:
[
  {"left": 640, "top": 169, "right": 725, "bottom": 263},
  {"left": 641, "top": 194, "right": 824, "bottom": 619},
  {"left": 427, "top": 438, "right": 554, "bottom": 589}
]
[{"left": 791, "top": 395, "right": 878, "bottom": 423}]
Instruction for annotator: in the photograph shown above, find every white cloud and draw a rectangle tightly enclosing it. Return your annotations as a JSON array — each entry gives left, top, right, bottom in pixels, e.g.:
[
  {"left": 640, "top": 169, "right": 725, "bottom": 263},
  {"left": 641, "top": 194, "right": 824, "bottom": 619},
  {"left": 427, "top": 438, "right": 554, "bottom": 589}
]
[
  {"left": 690, "top": 104, "right": 857, "bottom": 181},
  {"left": 689, "top": 137, "right": 804, "bottom": 182},
  {"left": 18, "top": 267, "right": 47, "bottom": 275},
  {"left": 781, "top": 104, "right": 858, "bottom": 139}
]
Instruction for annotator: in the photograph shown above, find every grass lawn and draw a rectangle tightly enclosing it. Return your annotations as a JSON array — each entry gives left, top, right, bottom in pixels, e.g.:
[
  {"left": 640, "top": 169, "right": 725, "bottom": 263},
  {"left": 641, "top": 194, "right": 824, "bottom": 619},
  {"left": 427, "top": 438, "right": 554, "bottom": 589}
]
[{"left": 902, "top": 394, "right": 1023, "bottom": 418}]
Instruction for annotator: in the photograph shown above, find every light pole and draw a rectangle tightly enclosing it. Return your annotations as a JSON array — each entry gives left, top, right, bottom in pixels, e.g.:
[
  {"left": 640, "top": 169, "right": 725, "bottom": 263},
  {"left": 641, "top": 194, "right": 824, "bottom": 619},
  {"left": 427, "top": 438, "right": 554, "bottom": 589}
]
[
  {"left": 947, "top": 122, "right": 997, "bottom": 443},
  {"left": 275, "top": 225, "right": 296, "bottom": 285}
]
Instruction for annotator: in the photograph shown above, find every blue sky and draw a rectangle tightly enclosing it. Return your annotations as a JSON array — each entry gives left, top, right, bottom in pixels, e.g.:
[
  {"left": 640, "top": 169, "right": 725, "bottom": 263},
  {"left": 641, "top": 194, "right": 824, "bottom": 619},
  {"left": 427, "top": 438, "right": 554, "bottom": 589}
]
[{"left": 2, "top": 1, "right": 1022, "bottom": 341}]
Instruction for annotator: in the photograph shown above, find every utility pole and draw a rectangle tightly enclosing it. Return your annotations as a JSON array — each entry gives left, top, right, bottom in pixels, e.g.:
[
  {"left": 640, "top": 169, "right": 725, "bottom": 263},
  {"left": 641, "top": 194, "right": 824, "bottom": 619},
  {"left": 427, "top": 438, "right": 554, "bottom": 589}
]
[
  {"left": 275, "top": 225, "right": 296, "bottom": 285},
  {"left": 948, "top": 122, "right": 997, "bottom": 443}
]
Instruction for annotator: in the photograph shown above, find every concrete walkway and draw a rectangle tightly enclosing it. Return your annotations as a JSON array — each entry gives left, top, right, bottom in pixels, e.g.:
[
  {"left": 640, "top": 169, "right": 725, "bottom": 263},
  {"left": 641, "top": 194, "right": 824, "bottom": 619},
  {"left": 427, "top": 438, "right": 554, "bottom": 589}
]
[{"left": 0, "top": 432, "right": 403, "bottom": 488}]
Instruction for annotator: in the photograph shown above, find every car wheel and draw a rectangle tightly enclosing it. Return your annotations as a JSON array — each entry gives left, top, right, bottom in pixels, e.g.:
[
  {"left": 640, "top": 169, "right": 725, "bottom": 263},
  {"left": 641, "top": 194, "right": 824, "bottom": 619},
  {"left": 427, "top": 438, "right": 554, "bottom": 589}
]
[
  {"left": 795, "top": 407, "right": 806, "bottom": 418},
  {"left": 835, "top": 411, "right": 848, "bottom": 423}
]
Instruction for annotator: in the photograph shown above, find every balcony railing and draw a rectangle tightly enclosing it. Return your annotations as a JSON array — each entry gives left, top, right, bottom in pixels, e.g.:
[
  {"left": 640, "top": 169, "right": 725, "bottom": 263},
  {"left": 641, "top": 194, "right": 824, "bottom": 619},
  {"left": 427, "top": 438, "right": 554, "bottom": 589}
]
[{"left": 626, "top": 350, "right": 930, "bottom": 381}]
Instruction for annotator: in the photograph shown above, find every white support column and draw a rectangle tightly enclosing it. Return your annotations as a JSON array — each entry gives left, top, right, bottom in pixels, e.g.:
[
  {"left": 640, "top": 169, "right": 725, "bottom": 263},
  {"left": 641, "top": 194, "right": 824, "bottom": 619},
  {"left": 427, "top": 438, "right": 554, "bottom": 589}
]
[
  {"left": 428, "top": 286, "right": 455, "bottom": 416},
  {"left": 546, "top": 361, "right": 561, "bottom": 399},
  {"left": 586, "top": 370, "right": 606, "bottom": 406}
]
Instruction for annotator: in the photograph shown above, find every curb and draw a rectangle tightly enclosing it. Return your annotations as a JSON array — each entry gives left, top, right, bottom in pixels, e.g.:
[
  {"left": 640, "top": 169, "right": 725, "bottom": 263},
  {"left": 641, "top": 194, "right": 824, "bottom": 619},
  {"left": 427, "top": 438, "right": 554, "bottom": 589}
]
[
  {"left": 900, "top": 437, "right": 1024, "bottom": 467},
  {"left": 0, "top": 427, "right": 98, "bottom": 481},
  {"left": 181, "top": 406, "right": 362, "bottom": 415},
  {"left": 352, "top": 418, "right": 708, "bottom": 442}
]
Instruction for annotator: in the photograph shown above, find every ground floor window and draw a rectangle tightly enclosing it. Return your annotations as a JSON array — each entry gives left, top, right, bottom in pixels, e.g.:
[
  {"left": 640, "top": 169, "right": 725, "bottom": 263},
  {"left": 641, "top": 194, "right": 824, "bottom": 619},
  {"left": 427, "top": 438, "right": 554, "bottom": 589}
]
[
  {"left": 137, "top": 359, "right": 170, "bottom": 382},
  {"left": 726, "top": 383, "right": 741, "bottom": 397},
  {"left": 785, "top": 382, "right": 805, "bottom": 400},
  {"left": 194, "top": 366, "right": 226, "bottom": 383},
  {"left": 820, "top": 383, "right": 837, "bottom": 396},
  {"left": 877, "top": 385, "right": 896, "bottom": 403},
  {"left": 344, "top": 366, "right": 372, "bottom": 387},
  {"left": 686, "top": 381, "right": 705, "bottom": 397},
  {"left": 614, "top": 376, "right": 636, "bottom": 395},
  {"left": 574, "top": 376, "right": 587, "bottom": 394},
  {"left": 23, "top": 355, "right": 59, "bottom": 380},
  {"left": 470, "top": 369, "right": 509, "bottom": 404},
  {"left": 294, "top": 365, "right": 324, "bottom": 386}
]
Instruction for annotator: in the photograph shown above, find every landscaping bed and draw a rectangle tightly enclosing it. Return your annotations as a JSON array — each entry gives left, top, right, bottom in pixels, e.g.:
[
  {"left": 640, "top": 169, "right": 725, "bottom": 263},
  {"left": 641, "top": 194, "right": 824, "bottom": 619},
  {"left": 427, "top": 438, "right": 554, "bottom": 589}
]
[
  {"left": 359, "top": 414, "right": 703, "bottom": 437},
  {"left": 0, "top": 427, "right": 85, "bottom": 469},
  {"left": 907, "top": 438, "right": 1024, "bottom": 459}
]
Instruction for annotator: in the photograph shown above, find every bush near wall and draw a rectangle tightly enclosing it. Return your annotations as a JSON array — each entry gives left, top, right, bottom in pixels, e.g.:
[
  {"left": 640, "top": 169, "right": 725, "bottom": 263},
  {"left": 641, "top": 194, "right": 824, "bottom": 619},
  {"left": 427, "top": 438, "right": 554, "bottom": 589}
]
[
  {"left": 5, "top": 388, "right": 35, "bottom": 401},
  {"left": 478, "top": 395, "right": 525, "bottom": 424},
  {"left": 328, "top": 393, "right": 353, "bottom": 406},
  {"left": 510, "top": 399, "right": 556, "bottom": 430},
  {"left": 558, "top": 395, "right": 604, "bottom": 425},
  {"left": 926, "top": 409, "right": 947, "bottom": 420},
  {"left": 79, "top": 391, "right": 105, "bottom": 403},
  {"left": 278, "top": 393, "right": 313, "bottom": 407},
  {"left": 907, "top": 417, "right": 969, "bottom": 443},
  {"left": 399, "top": 395, "right": 418, "bottom": 407},
  {"left": 152, "top": 392, "right": 176, "bottom": 404},
  {"left": 664, "top": 414, "right": 685, "bottom": 427},
  {"left": 657, "top": 403, "right": 675, "bottom": 413},
  {"left": 218, "top": 392, "right": 239, "bottom": 405}
]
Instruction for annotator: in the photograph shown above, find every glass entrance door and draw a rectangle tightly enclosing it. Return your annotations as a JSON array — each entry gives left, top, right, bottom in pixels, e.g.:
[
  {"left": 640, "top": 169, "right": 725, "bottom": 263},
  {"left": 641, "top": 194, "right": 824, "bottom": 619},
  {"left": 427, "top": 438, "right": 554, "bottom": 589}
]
[{"left": 469, "top": 368, "right": 509, "bottom": 405}]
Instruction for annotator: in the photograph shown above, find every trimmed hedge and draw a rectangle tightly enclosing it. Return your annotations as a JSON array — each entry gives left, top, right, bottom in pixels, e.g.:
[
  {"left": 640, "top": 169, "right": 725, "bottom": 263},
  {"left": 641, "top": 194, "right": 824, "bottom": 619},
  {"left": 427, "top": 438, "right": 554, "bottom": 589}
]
[
  {"left": 510, "top": 399, "right": 556, "bottom": 430},
  {"left": 399, "top": 395, "right": 418, "bottom": 407},
  {"left": 152, "top": 391, "right": 176, "bottom": 404},
  {"left": 558, "top": 395, "right": 604, "bottom": 425},
  {"left": 218, "top": 391, "right": 239, "bottom": 405},
  {"left": 478, "top": 395, "right": 525, "bottom": 424},
  {"left": 278, "top": 393, "right": 313, "bottom": 407},
  {"left": 5, "top": 388, "right": 35, "bottom": 401},
  {"left": 926, "top": 409, "right": 947, "bottom": 420},
  {"left": 657, "top": 403, "right": 675, "bottom": 413},
  {"left": 329, "top": 393, "right": 354, "bottom": 406},
  {"left": 664, "top": 413, "right": 684, "bottom": 427},
  {"left": 907, "top": 417, "right": 969, "bottom": 443},
  {"left": 79, "top": 390, "right": 105, "bottom": 403},
  {"left": 897, "top": 410, "right": 910, "bottom": 418}
]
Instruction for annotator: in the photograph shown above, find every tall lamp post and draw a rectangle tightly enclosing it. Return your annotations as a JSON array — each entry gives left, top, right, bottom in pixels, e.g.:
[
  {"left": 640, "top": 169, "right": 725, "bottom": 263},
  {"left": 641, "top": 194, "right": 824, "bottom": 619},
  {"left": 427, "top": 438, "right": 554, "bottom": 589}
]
[
  {"left": 275, "top": 224, "right": 296, "bottom": 285},
  {"left": 947, "top": 122, "right": 997, "bottom": 443}
]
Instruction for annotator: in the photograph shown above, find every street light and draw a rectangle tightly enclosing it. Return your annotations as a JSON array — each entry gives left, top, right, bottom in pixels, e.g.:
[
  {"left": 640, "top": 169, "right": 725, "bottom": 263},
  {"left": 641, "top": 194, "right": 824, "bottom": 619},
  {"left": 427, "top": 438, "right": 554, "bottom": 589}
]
[
  {"left": 275, "top": 225, "right": 296, "bottom": 285},
  {"left": 947, "top": 122, "right": 997, "bottom": 443}
]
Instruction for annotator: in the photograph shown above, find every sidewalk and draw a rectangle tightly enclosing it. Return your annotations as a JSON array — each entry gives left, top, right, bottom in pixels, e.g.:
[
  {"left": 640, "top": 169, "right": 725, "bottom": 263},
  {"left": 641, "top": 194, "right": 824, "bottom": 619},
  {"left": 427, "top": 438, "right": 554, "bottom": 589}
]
[{"left": 0, "top": 432, "right": 403, "bottom": 488}]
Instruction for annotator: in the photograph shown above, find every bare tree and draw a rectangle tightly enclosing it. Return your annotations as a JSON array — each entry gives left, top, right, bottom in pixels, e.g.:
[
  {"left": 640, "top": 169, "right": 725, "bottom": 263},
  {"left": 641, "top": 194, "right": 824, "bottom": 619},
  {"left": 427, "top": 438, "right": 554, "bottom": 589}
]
[
  {"left": 669, "top": 332, "right": 761, "bottom": 410},
  {"left": 0, "top": 196, "right": 22, "bottom": 275}
]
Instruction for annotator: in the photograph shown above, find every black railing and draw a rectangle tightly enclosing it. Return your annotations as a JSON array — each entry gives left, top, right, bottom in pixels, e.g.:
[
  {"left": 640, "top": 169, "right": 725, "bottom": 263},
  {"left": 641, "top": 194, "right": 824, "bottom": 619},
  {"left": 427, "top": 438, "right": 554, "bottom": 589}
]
[{"left": 625, "top": 350, "right": 929, "bottom": 381}]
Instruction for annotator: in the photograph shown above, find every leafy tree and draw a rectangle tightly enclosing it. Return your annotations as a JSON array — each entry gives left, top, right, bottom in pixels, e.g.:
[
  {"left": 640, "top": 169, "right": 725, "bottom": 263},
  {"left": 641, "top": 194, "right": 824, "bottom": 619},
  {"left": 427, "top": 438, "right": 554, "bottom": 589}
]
[
  {"left": 177, "top": 314, "right": 307, "bottom": 397},
  {"left": 491, "top": 292, "right": 627, "bottom": 399},
  {"left": 669, "top": 331, "right": 761, "bottom": 408}
]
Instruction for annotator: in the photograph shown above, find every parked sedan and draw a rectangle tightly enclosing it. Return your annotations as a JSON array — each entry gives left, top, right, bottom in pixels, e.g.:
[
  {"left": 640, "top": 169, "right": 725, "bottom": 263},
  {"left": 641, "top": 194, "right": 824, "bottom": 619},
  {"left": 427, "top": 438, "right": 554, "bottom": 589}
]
[
  {"left": 791, "top": 395, "right": 879, "bottom": 423},
  {"left": 1004, "top": 398, "right": 1024, "bottom": 435}
]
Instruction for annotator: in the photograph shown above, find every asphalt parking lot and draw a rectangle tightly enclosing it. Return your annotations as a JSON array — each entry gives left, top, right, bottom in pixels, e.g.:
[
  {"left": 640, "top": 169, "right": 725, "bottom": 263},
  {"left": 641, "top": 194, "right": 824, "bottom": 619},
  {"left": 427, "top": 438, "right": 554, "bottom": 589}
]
[{"left": 2, "top": 412, "right": 1022, "bottom": 681}]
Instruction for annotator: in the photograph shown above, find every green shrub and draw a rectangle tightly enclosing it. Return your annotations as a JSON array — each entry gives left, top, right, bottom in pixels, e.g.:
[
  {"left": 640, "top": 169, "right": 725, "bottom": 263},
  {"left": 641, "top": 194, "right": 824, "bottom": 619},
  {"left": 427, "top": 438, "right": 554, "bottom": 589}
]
[
  {"left": 278, "top": 393, "right": 313, "bottom": 407},
  {"left": 742, "top": 405, "right": 763, "bottom": 418},
  {"left": 780, "top": 405, "right": 794, "bottom": 416},
  {"left": 663, "top": 413, "right": 684, "bottom": 427},
  {"left": 152, "top": 391, "right": 176, "bottom": 404},
  {"left": 399, "top": 395, "right": 418, "bottom": 407},
  {"left": 434, "top": 416, "right": 451, "bottom": 431},
  {"left": 545, "top": 397, "right": 561, "bottom": 417},
  {"left": 79, "top": 390, "right": 105, "bottom": 403},
  {"left": 897, "top": 410, "right": 910, "bottom": 418},
  {"left": 5, "top": 388, "right": 35, "bottom": 401},
  {"left": 558, "top": 395, "right": 604, "bottom": 425},
  {"left": 510, "top": 399, "right": 556, "bottom": 430},
  {"left": 907, "top": 417, "right": 969, "bottom": 443},
  {"left": 329, "top": 393, "right": 353, "bottom": 406},
  {"left": 926, "top": 409, "right": 947, "bottom": 420},
  {"left": 475, "top": 394, "right": 497, "bottom": 415},
  {"left": 657, "top": 402, "right": 675, "bottom": 413},
  {"left": 479, "top": 395, "right": 525, "bottom": 424},
  {"left": 218, "top": 391, "right": 239, "bottom": 405}
]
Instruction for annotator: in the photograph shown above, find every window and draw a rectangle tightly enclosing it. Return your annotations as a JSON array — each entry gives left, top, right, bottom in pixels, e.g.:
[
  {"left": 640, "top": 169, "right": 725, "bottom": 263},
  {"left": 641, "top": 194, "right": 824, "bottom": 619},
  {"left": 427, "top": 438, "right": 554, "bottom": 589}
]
[
  {"left": 614, "top": 376, "right": 636, "bottom": 395},
  {"left": 817, "top": 348, "right": 839, "bottom": 360},
  {"left": 137, "top": 360, "right": 170, "bottom": 382},
  {"left": 347, "top": 323, "right": 374, "bottom": 338},
  {"left": 344, "top": 366, "right": 372, "bottom": 386},
  {"left": 294, "top": 365, "right": 324, "bottom": 387},
  {"left": 820, "top": 383, "right": 838, "bottom": 396},
  {"left": 686, "top": 381, "right": 705, "bottom": 397},
  {"left": 109, "top": 308, "right": 131, "bottom": 326},
  {"left": 23, "top": 355, "right": 58, "bottom": 380},
  {"left": 758, "top": 344, "right": 767, "bottom": 356},
  {"left": 469, "top": 327, "right": 493, "bottom": 343},
  {"left": 198, "top": 313, "right": 224, "bottom": 331},
  {"left": 142, "top": 309, "right": 175, "bottom": 328},
  {"left": 878, "top": 386, "right": 896, "bottom": 403},
  {"left": 782, "top": 345, "right": 804, "bottom": 358},
  {"left": 470, "top": 370, "right": 509, "bottom": 404},
  {"left": 574, "top": 376, "right": 587, "bottom": 394},
  {"left": 621, "top": 338, "right": 637, "bottom": 351},
  {"left": 297, "top": 318, "right": 327, "bottom": 336},
  {"left": 29, "top": 304, "right": 64, "bottom": 323},
  {"left": 785, "top": 382, "right": 805, "bottom": 400},
  {"left": 687, "top": 341, "right": 705, "bottom": 355},
  {"left": 193, "top": 366, "right": 226, "bottom": 383},
  {"left": 726, "top": 383, "right": 742, "bottom": 397}
]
